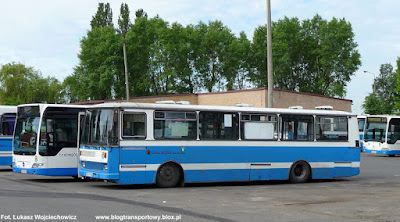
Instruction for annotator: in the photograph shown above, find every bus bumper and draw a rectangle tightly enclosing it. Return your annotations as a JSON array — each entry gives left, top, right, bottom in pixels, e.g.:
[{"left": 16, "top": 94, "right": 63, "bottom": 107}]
[
  {"left": 12, "top": 167, "right": 78, "bottom": 176},
  {"left": 79, "top": 169, "right": 119, "bottom": 180},
  {"left": 362, "top": 149, "right": 400, "bottom": 155}
]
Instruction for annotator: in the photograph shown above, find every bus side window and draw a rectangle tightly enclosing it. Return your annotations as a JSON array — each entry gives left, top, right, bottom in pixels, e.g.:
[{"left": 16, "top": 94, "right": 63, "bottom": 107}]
[
  {"left": 199, "top": 112, "right": 239, "bottom": 140},
  {"left": 388, "top": 118, "right": 400, "bottom": 144},
  {"left": 154, "top": 111, "right": 197, "bottom": 140},
  {"left": 280, "top": 115, "right": 313, "bottom": 141},
  {"left": 122, "top": 113, "right": 146, "bottom": 139},
  {"left": 241, "top": 114, "right": 277, "bottom": 140},
  {"left": 316, "top": 116, "right": 348, "bottom": 141}
]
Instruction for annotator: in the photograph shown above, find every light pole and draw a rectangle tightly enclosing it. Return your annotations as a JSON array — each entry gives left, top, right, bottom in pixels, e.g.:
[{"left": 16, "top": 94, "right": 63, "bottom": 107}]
[
  {"left": 363, "top": 70, "right": 376, "bottom": 93},
  {"left": 266, "top": 0, "right": 274, "bottom": 108}
]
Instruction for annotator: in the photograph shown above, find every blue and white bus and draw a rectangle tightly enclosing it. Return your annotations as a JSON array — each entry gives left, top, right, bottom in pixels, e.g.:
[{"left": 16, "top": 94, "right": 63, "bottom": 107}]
[
  {"left": 357, "top": 115, "right": 367, "bottom": 150},
  {"left": 0, "top": 106, "right": 17, "bottom": 166},
  {"left": 363, "top": 115, "right": 400, "bottom": 156},
  {"left": 79, "top": 102, "right": 360, "bottom": 187},
  {"left": 13, "top": 104, "right": 86, "bottom": 176}
]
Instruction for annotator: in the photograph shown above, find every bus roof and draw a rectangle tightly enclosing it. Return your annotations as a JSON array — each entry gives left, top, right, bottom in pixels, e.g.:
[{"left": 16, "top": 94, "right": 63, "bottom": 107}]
[
  {"left": 89, "top": 102, "right": 355, "bottom": 117},
  {"left": 0, "top": 105, "right": 17, "bottom": 115},
  {"left": 17, "top": 103, "right": 88, "bottom": 109},
  {"left": 365, "top": 114, "right": 400, "bottom": 119}
]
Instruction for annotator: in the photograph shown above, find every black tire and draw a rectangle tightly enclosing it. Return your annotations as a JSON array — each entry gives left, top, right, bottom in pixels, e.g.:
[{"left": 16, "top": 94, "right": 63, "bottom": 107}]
[
  {"left": 156, "top": 163, "right": 182, "bottom": 188},
  {"left": 289, "top": 161, "right": 311, "bottom": 183},
  {"left": 388, "top": 155, "right": 396, "bottom": 157}
]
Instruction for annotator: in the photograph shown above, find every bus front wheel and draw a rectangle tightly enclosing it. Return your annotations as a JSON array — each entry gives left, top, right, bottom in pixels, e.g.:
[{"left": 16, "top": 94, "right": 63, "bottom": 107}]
[
  {"left": 289, "top": 161, "right": 311, "bottom": 183},
  {"left": 156, "top": 163, "right": 182, "bottom": 188}
]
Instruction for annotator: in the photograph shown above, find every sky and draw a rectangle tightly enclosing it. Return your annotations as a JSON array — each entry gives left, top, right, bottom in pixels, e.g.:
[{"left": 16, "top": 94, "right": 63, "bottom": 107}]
[{"left": 1, "top": 0, "right": 400, "bottom": 114}]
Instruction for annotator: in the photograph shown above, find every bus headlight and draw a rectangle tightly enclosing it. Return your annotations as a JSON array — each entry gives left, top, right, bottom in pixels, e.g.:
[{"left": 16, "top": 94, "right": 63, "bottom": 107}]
[
  {"left": 104, "top": 165, "right": 108, "bottom": 170},
  {"left": 32, "top": 163, "right": 44, "bottom": 168},
  {"left": 81, "top": 162, "right": 85, "bottom": 168}
]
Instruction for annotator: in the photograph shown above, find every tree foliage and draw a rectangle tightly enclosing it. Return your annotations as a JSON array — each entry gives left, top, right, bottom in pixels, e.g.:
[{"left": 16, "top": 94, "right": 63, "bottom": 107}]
[
  {"left": 64, "top": 4, "right": 361, "bottom": 102},
  {"left": 0, "top": 62, "right": 65, "bottom": 105},
  {"left": 251, "top": 15, "right": 361, "bottom": 98},
  {"left": 90, "top": 3, "right": 113, "bottom": 29},
  {"left": 363, "top": 63, "right": 397, "bottom": 114}
]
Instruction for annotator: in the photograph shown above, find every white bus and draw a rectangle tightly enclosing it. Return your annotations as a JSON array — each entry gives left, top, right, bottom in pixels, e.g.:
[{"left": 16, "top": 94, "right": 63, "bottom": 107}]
[
  {"left": 79, "top": 102, "right": 360, "bottom": 187},
  {"left": 0, "top": 105, "right": 17, "bottom": 166},
  {"left": 13, "top": 104, "right": 86, "bottom": 176},
  {"left": 363, "top": 115, "right": 400, "bottom": 156}
]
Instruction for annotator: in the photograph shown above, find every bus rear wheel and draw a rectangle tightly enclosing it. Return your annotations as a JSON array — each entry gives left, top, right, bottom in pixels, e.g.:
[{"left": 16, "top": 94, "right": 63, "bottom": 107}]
[
  {"left": 388, "top": 155, "right": 396, "bottom": 157},
  {"left": 289, "top": 161, "right": 311, "bottom": 183},
  {"left": 156, "top": 163, "right": 182, "bottom": 188}
]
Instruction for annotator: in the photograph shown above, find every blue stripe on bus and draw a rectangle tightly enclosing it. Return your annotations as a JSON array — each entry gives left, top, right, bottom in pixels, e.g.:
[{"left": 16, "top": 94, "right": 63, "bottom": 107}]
[
  {"left": 13, "top": 167, "right": 78, "bottom": 176},
  {"left": 0, "top": 137, "right": 12, "bottom": 152}
]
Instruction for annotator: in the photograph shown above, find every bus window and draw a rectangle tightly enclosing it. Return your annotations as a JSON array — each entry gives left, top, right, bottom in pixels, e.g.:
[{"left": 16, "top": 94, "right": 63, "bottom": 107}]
[
  {"left": 358, "top": 118, "right": 365, "bottom": 132},
  {"left": 154, "top": 111, "right": 197, "bottom": 140},
  {"left": 316, "top": 116, "right": 348, "bottom": 141},
  {"left": 241, "top": 114, "right": 277, "bottom": 140},
  {"left": 388, "top": 118, "right": 400, "bottom": 144},
  {"left": 122, "top": 113, "right": 146, "bottom": 139},
  {"left": 0, "top": 113, "right": 16, "bottom": 136},
  {"left": 199, "top": 112, "right": 239, "bottom": 140},
  {"left": 280, "top": 115, "right": 313, "bottom": 141}
]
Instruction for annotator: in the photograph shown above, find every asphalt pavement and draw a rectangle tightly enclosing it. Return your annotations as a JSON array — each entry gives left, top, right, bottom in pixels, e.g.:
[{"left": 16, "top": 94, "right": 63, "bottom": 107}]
[{"left": 0, "top": 153, "right": 399, "bottom": 222}]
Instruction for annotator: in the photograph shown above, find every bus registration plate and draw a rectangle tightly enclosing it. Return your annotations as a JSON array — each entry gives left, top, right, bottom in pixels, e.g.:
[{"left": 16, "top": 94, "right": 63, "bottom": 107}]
[
  {"left": 86, "top": 172, "right": 93, "bottom": 177},
  {"left": 21, "top": 169, "right": 27, "bottom": 174},
  {"left": 372, "top": 151, "right": 377, "bottom": 154}
]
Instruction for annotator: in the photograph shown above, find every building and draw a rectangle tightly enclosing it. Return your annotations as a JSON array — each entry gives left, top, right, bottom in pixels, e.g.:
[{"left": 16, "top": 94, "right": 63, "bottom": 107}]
[{"left": 74, "top": 87, "right": 352, "bottom": 112}]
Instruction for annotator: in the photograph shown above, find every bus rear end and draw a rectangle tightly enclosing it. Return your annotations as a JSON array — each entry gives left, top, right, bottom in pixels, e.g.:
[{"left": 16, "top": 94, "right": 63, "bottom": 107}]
[{"left": 0, "top": 109, "right": 17, "bottom": 166}]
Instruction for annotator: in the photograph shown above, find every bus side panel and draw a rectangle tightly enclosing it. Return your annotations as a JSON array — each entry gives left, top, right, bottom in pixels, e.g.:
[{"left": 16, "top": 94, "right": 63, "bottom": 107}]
[
  {"left": 146, "top": 146, "right": 251, "bottom": 183},
  {"left": 119, "top": 147, "right": 147, "bottom": 184},
  {"left": 146, "top": 145, "right": 359, "bottom": 183},
  {"left": 0, "top": 137, "right": 12, "bottom": 166}
]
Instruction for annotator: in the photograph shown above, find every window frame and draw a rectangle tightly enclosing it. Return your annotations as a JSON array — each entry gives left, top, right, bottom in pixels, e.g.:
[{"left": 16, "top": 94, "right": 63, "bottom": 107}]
[
  {"left": 121, "top": 111, "right": 147, "bottom": 140},
  {"left": 279, "top": 114, "right": 314, "bottom": 141},
  {"left": 199, "top": 111, "right": 240, "bottom": 141},
  {"left": 240, "top": 113, "right": 278, "bottom": 141},
  {"left": 315, "top": 115, "right": 349, "bottom": 142},
  {"left": 153, "top": 110, "right": 197, "bottom": 140}
]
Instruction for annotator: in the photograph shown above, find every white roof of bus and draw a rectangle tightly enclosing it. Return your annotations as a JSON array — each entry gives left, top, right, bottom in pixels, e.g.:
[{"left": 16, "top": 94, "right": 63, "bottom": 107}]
[
  {"left": 17, "top": 103, "right": 88, "bottom": 109},
  {"left": 365, "top": 114, "right": 400, "bottom": 119},
  {"left": 90, "top": 102, "right": 355, "bottom": 117},
  {"left": 0, "top": 105, "right": 17, "bottom": 115}
]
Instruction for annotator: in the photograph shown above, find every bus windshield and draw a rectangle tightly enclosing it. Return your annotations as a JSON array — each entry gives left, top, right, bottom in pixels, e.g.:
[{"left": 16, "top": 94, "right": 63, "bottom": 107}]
[
  {"left": 38, "top": 108, "right": 81, "bottom": 156},
  {"left": 81, "top": 109, "right": 118, "bottom": 146},
  {"left": 13, "top": 106, "right": 40, "bottom": 155},
  {"left": 364, "top": 117, "right": 387, "bottom": 142}
]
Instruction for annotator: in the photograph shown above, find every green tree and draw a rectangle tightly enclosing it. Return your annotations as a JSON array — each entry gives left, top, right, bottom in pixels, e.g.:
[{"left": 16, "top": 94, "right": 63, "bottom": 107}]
[
  {"left": 0, "top": 62, "right": 64, "bottom": 105},
  {"left": 392, "top": 58, "right": 400, "bottom": 112},
  {"left": 363, "top": 63, "right": 397, "bottom": 114},
  {"left": 362, "top": 93, "right": 386, "bottom": 115},
  {"left": 250, "top": 14, "right": 361, "bottom": 98},
  {"left": 90, "top": 3, "right": 113, "bottom": 29},
  {"left": 191, "top": 21, "right": 237, "bottom": 92}
]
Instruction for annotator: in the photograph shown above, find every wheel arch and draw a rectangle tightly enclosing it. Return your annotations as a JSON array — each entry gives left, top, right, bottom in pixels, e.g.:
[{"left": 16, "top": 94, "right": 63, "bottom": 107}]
[
  {"left": 154, "top": 161, "right": 185, "bottom": 186},
  {"left": 288, "top": 159, "right": 313, "bottom": 181}
]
